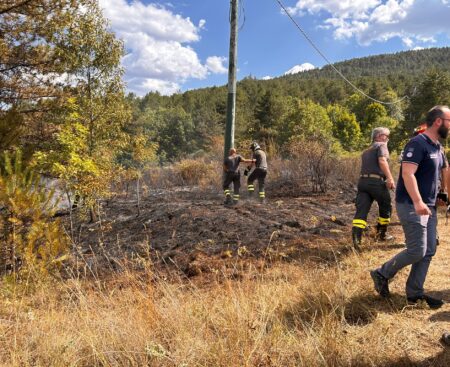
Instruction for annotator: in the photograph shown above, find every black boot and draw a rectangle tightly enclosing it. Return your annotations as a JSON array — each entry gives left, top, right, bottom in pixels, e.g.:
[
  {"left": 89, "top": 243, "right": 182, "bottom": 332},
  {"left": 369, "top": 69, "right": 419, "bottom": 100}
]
[
  {"left": 224, "top": 195, "right": 233, "bottom": 205},
  {"left": 376, "top": 224, "right": 393, "bottom": 241},
  {"left": 352, "top": 227, "right": 363, "bottom": 251}
]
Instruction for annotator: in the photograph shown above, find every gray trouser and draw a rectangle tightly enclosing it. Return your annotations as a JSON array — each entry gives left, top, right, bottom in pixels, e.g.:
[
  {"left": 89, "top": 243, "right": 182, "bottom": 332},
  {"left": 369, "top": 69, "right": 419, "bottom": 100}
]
[{"left": 378, "top": 202, "right": 437, "bottom": 298}]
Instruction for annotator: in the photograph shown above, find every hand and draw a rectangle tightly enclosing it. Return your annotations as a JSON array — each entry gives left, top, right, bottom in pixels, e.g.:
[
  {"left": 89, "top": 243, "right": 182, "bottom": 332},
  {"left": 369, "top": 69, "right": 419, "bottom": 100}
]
[
  {"left": 386, "top": 178, "right": 396, "bottom": 190},
  {"left": 437, "top": 191, "right": 448, "bottom": 206},
  {"left": 413, "top": 200, "right": 432, "bottom": 216}
]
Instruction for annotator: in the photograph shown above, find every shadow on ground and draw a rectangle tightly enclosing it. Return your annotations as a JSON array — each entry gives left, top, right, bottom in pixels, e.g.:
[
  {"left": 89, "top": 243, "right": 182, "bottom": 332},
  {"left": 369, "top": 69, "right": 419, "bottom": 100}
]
[
  {"left": 280, "top": 292, "right": 408, "bottom": 330},
  {"left": 348, "top": 348, "right": 450, "bottom": 367},
  {"left": 429, "top": 311, "right": 450, "bottom": 323},
  {"left": 343, "top": 293, "right": 408, "bottom": 325},
  {"left": 425, "top": 289, "right": 450, "bottom": 303}
]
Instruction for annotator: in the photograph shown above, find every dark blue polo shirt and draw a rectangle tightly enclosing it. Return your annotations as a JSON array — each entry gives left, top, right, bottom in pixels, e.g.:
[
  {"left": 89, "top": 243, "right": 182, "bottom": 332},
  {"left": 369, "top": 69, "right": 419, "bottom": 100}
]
[{"left": 396, "top": 134, "right": 444, "bottom": 206}]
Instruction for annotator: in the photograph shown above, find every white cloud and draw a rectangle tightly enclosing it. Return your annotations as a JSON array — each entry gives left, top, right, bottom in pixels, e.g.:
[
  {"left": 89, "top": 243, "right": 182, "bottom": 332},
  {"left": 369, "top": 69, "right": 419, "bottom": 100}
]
[
  {"left": 284, "top": 63, "right": 315, "bottom": 75},
  {"left": 140, "top": 78, "right": 180, "bottom": 96},
  {"left": 288, "top": 0, "right": 381, "bottom": 19},
  {"left": 102, "top": 0, "right": 199, "bottom": 42},
  {"left": 369, "top": 0, "right": 413, "bottom": 24},
  {"left": 288, "top": 0, "right": 450, "bottom": 48},
  {"left": 206, "top": 56, "right": 228, "bottom": 74},
  {"left": 99, "top": 0, "right": 225, "bottom": 95},
  {"left": 261, "top": 76, "right": 273, "bottom": 80},
  {"left": 402, "top": 37, "right": 414, "bottom": 47}
]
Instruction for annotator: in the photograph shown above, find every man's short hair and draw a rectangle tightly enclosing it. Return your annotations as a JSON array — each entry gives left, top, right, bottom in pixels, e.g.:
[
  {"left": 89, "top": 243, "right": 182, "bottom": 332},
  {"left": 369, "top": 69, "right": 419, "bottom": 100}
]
[
  {"left": 425, "top": 105, "right": 450, "bottom": 127},
  {"left": 371, "top": 127, "right": 390, "bottom": 142}
]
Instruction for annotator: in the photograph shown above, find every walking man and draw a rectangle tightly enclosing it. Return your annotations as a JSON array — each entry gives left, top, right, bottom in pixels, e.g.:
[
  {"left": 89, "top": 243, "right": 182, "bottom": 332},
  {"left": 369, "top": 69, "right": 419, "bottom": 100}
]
[
  {"left": 246, "top": 142, "right": 268, "bottom": 203},
  {"left": 370, "top": 105, "right": 450, "bottom": 309},
  {"left": 411, "top": 123, "right": 449, "bottom": 246},
  {"left": 352, "top": 127, "right": 395, "bottom": 250},
  {"left": 223, "top": 148, "right": 253, "bottom": 205}
]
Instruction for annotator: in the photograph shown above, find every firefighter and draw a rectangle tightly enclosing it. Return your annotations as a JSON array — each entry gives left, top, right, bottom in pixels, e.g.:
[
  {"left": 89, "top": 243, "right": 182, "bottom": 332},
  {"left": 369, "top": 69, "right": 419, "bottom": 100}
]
[
  {"left": 245, "top": 142, "right": 268, "bottom": 203},
  {"left": 352, "top": 127, "right": 396, "bottom": 250},
  {"left": 223, "top": 148, "right": 254, "bottom": 205}
]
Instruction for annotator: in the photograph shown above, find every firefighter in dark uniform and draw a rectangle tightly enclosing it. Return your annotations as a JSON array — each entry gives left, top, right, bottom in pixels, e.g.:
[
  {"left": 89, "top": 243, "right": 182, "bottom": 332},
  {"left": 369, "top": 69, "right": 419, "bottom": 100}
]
[
  {"left": 352, "top": 127, "right": 396, "bottom": 250},
  {"left": 245, "top": 142, "right": 268, "bottom": 203},
  {"left": 223, "top": 148, "right": 253, "bottom": 205}
]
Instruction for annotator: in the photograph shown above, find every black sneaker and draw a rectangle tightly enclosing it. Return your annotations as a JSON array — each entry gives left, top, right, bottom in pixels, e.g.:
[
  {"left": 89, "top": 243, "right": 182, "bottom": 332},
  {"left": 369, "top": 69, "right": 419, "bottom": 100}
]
[
  {"left": 441, "top": 332, "right": 450, "bottom": 346},
  {"left": 370, "top": 270, "right": 390, "bottom": 297},
  {"left": 407, "top": 294, "right": 444, "bottom": 309}
]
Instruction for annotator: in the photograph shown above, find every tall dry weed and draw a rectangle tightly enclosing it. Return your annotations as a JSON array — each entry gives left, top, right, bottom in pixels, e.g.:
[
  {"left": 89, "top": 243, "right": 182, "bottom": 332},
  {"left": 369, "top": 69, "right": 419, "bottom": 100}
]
[{"left": 1, "top": 246, "right": 448, "bottom": 367}]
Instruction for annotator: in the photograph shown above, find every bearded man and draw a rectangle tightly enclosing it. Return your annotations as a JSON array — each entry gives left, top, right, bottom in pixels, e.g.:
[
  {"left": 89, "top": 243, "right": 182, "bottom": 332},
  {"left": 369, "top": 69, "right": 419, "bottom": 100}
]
[{"left": 370, "top": 105, "right": 450, "bottom": 309}]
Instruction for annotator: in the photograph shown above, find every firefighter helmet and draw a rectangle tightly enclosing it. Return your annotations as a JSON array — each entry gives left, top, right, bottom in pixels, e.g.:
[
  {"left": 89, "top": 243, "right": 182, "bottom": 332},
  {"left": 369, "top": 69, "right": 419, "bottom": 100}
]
[{"left": 250, "top": 142, "right": 260, "bottom": 151}]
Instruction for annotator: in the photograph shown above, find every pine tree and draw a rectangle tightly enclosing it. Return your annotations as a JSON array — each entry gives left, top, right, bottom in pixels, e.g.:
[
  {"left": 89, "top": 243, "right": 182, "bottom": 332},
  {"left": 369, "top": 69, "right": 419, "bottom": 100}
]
[{"left": 0, "top": 150, "right": 68, "bottom": 275}]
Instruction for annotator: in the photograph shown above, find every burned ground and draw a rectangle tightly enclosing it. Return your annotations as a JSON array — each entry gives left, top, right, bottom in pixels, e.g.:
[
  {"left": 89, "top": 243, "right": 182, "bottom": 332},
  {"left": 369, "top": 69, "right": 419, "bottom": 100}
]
[{"left": 68, "top": 185, "right": 404, "bottom": 280}]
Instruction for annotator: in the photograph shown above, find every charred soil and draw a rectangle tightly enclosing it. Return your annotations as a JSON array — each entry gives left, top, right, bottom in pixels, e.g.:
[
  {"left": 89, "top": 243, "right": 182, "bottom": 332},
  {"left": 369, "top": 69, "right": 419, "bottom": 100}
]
[{"left": 67, "top": 186, "right": 403, "bottom": 281}]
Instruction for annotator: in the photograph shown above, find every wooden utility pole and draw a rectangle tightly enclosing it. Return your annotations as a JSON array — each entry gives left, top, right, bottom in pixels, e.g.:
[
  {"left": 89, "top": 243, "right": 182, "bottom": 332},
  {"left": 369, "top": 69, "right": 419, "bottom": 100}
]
[{"left": 224, "top": 0, "right": 238, "bottom": 159}]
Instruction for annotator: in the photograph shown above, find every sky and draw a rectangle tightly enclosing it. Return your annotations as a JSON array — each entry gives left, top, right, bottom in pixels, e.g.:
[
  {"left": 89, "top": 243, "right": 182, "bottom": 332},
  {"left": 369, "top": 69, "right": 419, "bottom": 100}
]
[{"left": 98, "top": 0, "right": 450, "bottom": 96}]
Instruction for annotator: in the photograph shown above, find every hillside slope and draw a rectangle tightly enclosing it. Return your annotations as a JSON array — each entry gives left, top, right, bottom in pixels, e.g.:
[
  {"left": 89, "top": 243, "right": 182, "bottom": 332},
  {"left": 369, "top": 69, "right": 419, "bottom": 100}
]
[{"left": 284, "top": 47, "right": 450, "bottom": 80}]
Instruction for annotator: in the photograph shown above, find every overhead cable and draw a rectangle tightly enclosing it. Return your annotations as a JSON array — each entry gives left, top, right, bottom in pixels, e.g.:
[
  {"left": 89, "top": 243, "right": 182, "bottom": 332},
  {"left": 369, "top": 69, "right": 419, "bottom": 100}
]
[
  {"left": 239, "top": 0, "right": 246, "bottom": 30},
  {"left": 274, "top": 0, "right": 408, "bottom": 106}
]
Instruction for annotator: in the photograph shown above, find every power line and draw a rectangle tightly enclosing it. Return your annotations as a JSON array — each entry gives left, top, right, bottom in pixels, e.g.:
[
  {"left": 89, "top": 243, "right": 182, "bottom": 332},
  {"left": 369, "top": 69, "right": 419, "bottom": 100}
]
[
  {"left": 229, "top": 0, "right": 246, "bottom": 30},
  {"left": 239, "top": 0, "right": 246, "bottom": 30},
  {"left": 274, "top": 0, "right": 408, "bottom": 106}
]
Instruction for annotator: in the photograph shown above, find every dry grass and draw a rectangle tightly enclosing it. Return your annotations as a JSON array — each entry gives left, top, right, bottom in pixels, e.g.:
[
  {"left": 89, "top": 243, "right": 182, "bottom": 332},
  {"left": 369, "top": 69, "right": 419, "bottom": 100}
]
[{"left": 1, "top": 213, "right": 450, "bottom": 366}]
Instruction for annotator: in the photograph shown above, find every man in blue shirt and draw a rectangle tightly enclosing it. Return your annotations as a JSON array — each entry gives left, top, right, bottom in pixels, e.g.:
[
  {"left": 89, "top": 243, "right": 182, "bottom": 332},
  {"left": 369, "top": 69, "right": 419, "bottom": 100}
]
[{"left": 370, "top": 105, "right": 450, "bottom": 309}]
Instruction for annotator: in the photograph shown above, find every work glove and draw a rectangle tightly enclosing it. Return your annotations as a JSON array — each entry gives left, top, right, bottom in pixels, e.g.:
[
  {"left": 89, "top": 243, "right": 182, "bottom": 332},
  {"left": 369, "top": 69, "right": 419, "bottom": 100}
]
[{"left": 243, "top": 166, "right": 252, "bottom": 176}]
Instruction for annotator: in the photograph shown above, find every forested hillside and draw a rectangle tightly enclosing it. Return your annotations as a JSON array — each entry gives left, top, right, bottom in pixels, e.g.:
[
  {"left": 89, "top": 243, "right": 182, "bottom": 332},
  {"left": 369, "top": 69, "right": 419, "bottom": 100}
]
[
  {"left": 292, "top": 47, "right": 450, "bottom": 79},
  {"left": 129, "top": 47, "right": 450, "bottom": 162}
]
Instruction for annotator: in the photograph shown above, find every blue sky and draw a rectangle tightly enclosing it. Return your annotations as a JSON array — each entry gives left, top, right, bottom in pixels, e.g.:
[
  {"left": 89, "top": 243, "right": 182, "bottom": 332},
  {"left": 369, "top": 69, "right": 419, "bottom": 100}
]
[{"left": 99, "top": 0, "right": 450, "bottom": 95}]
